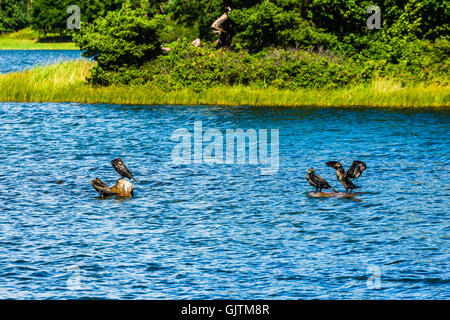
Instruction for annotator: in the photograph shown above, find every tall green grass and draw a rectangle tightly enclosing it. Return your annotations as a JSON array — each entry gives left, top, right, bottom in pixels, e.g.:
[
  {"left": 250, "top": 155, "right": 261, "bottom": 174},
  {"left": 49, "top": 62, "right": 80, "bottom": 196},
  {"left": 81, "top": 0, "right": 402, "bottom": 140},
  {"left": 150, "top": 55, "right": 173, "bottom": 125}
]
[{"left": 0, "top": 60, "right": 449, "bottom": 108}]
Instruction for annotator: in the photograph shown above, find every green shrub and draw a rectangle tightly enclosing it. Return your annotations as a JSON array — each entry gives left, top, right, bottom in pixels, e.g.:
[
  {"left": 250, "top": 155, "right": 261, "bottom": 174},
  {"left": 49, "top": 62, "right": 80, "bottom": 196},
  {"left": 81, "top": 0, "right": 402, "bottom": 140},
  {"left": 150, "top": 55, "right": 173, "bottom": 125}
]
[
  {"left": 139, "top": 42, "right": 357, "bottom": 91},
  {"left": 141, "top": 38, "right": 448, "bottom": 91},
  {"left": 0, "top": 0, "right": 29, "bottom": 34},
  {"left": 73, "top": 4, "right": 164, "bottom": 85},
  {"left": 31, "top": 0, "right": 125, "bottom": 35},
  {"left": 68, "top": 1, "right": 449, "bottom": 89}
]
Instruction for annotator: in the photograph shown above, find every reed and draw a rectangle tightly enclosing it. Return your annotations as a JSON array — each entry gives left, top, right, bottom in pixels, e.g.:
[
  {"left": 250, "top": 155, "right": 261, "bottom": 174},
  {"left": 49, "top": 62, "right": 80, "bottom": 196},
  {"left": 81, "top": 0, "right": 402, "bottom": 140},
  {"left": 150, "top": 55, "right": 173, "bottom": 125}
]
[{"left": 0, "top": 60, "right": 448, "bottom": 108}]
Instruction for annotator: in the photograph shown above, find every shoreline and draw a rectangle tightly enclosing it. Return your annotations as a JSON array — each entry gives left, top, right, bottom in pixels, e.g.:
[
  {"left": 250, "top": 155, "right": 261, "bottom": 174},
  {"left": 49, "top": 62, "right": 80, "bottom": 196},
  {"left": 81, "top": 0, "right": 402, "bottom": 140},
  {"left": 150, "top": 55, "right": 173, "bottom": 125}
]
[
  {"left": 0, "top": 30, "right": 77, "bottom": 50},
  {"left": 0, "top": 40, "right": 77, "bottom": 50},
  {"left": 1, "top": 88, "right": 449, "bottom": 109},
  {"left": 1, "top": 60, "right": 449, "bottom": 109},
  {"left": 0, "top": 48, "right": 77, "bottom": 51}
]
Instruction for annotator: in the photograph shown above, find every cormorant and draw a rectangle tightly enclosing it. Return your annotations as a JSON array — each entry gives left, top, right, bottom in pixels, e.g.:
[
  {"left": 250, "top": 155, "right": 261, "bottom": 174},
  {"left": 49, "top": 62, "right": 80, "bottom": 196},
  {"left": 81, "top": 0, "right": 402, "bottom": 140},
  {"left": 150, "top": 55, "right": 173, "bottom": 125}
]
[
  {"left": 326, "top": 161, "right": 366, "bottom": 194},
  {"left": 111, "top": 158, "right": 138, "bottom": 183},
  {"left": 90, "top": 178, "right": 118, "bottom": 196},
  {"left": 306, "top": 168, "right": 337, "bottom": 193}
]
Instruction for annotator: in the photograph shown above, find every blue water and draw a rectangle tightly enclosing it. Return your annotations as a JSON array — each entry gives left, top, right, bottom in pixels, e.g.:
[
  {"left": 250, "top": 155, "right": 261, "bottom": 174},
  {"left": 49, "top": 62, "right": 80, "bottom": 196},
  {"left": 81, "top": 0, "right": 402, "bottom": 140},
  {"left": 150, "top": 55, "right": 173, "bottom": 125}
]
[
  {"left": 0, "top": 50, "right": 449, "bottom": 299},
  {"left": 0, "top": 102, "right": 448, "bottom": 299},
  {"left": 0, "top": 50, "right": 83, "bottom": 73}
]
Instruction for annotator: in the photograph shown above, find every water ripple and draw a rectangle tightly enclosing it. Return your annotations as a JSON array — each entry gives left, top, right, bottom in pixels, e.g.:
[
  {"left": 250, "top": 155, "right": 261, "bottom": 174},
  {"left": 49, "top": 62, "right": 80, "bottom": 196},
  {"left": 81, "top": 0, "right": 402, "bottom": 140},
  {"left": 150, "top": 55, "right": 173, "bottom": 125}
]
[{"left": 0, "top": 101, "right": 448, "bottom": 299}]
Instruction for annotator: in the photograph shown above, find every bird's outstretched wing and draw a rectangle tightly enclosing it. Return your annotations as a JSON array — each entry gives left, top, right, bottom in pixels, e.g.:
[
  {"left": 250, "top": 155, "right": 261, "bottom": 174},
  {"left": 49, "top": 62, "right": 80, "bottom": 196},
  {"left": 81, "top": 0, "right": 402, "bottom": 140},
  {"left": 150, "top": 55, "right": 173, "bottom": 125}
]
[
  {"left": 346, "top": 161, "right": 366, "bottom": 179},
  {"left": 326, "top": 161, "right": 340, "bottom": 168}
]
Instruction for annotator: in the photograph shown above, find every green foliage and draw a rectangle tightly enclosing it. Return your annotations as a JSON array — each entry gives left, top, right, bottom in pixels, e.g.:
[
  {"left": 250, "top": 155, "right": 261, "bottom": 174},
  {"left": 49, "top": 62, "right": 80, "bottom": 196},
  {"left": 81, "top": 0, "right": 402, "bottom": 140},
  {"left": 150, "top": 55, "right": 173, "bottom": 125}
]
[
  {"left": 164, "top": 0, "right": 221, "bottom": 42},
  {"left": 307, "top": 0, "right": 372, "bottom": 36},
  {"left": 30, "top": 0, "right": 124, "bottom": 35},
  {"left": 384, "top": 0, "right": 450, "bottom": 40},
  {"left": 165, "top": 0, "right": 449, "bottom": 52},
  {"left": 166, "top": 0, "right": 339, "bottom": 52},
  {"left": 87, "top": 35, "right": 449, "bottom": 90},
  {"left": 2, "top": 60, "right": 448, "bottom": 108},
  {"left": 230, "top": 1, "right": 302, "bottom": 51},
  {"left": 30, "top": 0, "right": 66, "bottom": 35},
  {"left": 166, "top": 0, "right": 213, "bottom": 24},
  {"left": 23, "top": 0, "right": 447, "bottom": 90},
  {"left": 73, "top": 4, "right": 164, "bottom": 85},
  {"left": 0, "top": 0, "right": 29, "bottom": 34},
  {"left": 137, "top": 43, "right": 357, "bottom": 91}
]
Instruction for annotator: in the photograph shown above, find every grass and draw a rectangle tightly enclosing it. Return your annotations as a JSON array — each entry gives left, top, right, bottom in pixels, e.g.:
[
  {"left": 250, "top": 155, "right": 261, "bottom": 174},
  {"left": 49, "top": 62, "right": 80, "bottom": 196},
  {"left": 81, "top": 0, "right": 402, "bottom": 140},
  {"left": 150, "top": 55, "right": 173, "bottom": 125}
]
[
  {"left": 0, "top": 60, "right": 449, "bottom": 108},
  {"left": 0, "top": 28, "right": 78, "bottom": 50}
]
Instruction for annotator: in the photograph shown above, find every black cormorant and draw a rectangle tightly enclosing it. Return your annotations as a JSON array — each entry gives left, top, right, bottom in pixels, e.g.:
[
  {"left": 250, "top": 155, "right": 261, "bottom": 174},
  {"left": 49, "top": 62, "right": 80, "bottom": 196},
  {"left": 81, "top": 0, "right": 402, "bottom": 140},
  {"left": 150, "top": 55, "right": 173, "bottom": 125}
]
[
  {"left": 90, "top": 177, "right": 117, "bottom": 196},
  {"left": 306, "top": 168, "right": 337, "bottom": 193},
  {"left": 326, "top": 161, "right": 366, "bottom": 194},
  {"left": 111, "top": 158, "right": 138, "bottom": 183}
]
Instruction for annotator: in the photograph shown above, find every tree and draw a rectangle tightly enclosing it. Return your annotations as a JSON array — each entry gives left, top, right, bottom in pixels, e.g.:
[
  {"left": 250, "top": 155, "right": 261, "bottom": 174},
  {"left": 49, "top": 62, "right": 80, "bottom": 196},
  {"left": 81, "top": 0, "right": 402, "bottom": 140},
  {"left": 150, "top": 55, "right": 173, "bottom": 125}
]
[
  {"left": 0, "top": 0, "right": 29, "bottom": 34},
  {"left": 169, "top": 0, "right": 449, "bottom": 52},
  {"left": 230, "top": 0, "right": 305, "bottom": 51},
  {"left": 211, "top": 5, "right": 232, "bottom": 48},
  {"left": 166, "top": 0, "right": 334, "bottom": 51},
  {"left": 73, "top": 4, "right": 164, "bottom": 85},
  {"left": 384, "top": 0, "right": 450, "bottom": 40},
  {"left": 30, "top": 0, "right": 67, "bottom": 35},
  {"left": 31, "top": 0, "right": 124, "bottom": 35}
]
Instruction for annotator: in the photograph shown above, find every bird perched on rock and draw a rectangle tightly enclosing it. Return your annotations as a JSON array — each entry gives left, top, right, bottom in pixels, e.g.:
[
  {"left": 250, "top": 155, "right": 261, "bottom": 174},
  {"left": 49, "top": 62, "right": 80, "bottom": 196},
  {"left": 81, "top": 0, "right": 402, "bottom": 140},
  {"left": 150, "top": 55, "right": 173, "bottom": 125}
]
[
  {"left": 91, "top": 177, "right": 134, "bottom": 197},
  {"left": 326, "top": 161, "right": 366, "bottom": 194},
  {"left": 306, "top": 168, "right": 337, "bottom": 193},
  {"left": 111, "top": 158, "right": 138, "bottom": 183},
  {"left": 90, "top": 177, "right": 117, "bottom": 196}
]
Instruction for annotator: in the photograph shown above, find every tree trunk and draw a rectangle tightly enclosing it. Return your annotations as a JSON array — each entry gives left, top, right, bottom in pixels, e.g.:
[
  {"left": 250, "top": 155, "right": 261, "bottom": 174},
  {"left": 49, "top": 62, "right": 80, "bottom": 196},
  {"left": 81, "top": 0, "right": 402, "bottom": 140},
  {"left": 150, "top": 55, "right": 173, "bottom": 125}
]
[{"left": 211, "top": 6, "right": 232, "bottom": 49}]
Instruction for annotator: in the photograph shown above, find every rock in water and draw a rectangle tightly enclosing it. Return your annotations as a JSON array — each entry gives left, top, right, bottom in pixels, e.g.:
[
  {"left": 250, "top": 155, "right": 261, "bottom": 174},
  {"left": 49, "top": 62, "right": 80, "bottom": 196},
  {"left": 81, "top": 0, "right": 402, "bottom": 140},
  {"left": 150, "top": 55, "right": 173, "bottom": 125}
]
[
  {"left": 307, "top": 191, "right": 357, "bottom": 198},
  {"left": 110, "top": 179, "right": 134, "bottom": 197}
]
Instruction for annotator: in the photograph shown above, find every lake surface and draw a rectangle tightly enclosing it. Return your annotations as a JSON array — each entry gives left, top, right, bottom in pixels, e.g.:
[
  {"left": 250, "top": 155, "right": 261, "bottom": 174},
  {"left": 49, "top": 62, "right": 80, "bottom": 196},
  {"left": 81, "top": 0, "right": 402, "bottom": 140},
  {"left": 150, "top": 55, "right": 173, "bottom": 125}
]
[
  {"left": 0, "top": 50, "right": 83, "bottom": 73},
  {"left": 0, "top": 102, "right": 448, "bottom": 299},
  {"left": 0, "top": 50, "right": 449, "bottom": 299}
]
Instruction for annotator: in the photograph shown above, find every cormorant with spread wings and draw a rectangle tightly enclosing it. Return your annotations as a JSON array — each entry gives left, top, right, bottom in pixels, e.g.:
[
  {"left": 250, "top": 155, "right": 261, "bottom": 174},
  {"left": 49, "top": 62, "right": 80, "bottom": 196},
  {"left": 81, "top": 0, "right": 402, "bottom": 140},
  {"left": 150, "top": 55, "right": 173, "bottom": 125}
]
[{"left": 326, "top": 161, "right": 366, "bottom": 193}]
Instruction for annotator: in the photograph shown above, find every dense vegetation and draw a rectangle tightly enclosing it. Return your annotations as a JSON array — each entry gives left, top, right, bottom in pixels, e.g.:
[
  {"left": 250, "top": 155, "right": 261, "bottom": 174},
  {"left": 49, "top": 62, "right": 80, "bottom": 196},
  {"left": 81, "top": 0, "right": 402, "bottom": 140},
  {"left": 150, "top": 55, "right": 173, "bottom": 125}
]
[
  {"left": 30, "top": 0, "right": 125, "bottom": 35},
  {"left": 70, "top": 0, "right": 449, "bottom": 90},
  {"left": 1, "top": 60, "right": 448, "bottom": 108},
  {"left": 0, "top": 0, "right": 126, "bottom": 35},
  {"left": 1, "top": 0, "right": 449, "bottom": 97},
  {"left": 0, "top": 0, "right": 29, "bottom": 33},
  {"left": 72, "top": 6, "right": 164, "bottom": 85}
]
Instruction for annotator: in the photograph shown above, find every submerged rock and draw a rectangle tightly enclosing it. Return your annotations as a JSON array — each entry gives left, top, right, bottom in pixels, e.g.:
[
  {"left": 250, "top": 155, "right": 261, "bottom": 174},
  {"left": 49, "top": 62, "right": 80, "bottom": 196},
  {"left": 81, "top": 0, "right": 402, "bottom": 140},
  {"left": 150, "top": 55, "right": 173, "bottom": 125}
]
[{"left": 307, "top": 191, "right": 357, "bottom": 198}]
